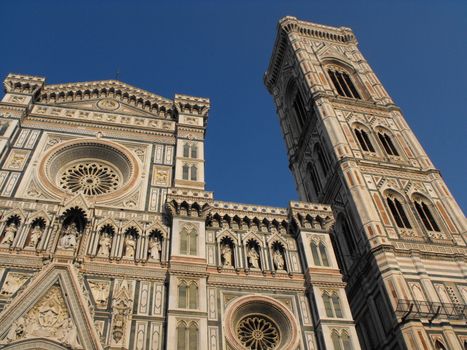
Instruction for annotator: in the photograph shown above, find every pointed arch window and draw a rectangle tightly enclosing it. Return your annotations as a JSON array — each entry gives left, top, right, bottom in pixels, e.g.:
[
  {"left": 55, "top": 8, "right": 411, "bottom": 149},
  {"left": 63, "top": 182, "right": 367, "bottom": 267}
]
[
  {"left": 307, "top": 163, "right": 322, "bottom": 197},
  {"left": 293, "top": 90, "right": 307, "bottom": 128},
  {"left": 182, "top": 163, "right": 198, "bottom": 182},
  {"left": 434, "top": 340, "right": 447, "bottom": 350},
  {"left": 378, "top": 132, "right": 399, "bottom": 156},
  {"left": 311, "top": 240, "right": 330, "bottom": 267},
  {"left": 354, "top": 128, "right": 375, "bottom": 153},
  {"left": 386, "top": 197, "right": 412, "bottom": 229},
  {"left": 178, "top": 280, "right": 198, "bottom": 309},
  {"left": 180, "top": 226, "right": 197, "bottom": 255},
  {"left": 414, "top": 200, "right": 440, "bottom": 232},
  {"left": 182, "top": 164, "right": 190, "bottom": 180},
  {"left": 183, "top": 143, "right": 190, "bottom": 158},
  {"left": 328, "top": 68, "right": 361, "bottom": 99},
  {"left": 191, "top": 144, "right": 198, "bottom": 159},
  {"left": 342, "top": 332, "right": 353, "bottom": 350},
  {"left": 331, "top": 330, "right": 353, "bottom": 350},
  {"left": 341, "top": 217, "right": 356, "bottom": 256},
  {"left": 190, "top": 165, "right": 197, "bottom": 181},
  {"left": 332, "top": 332, "right": 342, "bottom": 350},
  {"left": 183, "top": 142, "right": 198, "bottom": 159},
  {"left": 177, "top": 321, "right": 198, "bottom": 350},
  {"left": 323, "top": 292, "right": 343, "bottom": 318},
  {"left": 314, "top": 143, "right": 329, "bottom": 177}
]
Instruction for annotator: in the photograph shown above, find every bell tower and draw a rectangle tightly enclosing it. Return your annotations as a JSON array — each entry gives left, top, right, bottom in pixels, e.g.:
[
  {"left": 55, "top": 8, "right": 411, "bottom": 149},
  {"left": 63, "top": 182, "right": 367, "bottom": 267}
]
[{"left": 265, "top": 17, "right": 466, "bottom": 350}]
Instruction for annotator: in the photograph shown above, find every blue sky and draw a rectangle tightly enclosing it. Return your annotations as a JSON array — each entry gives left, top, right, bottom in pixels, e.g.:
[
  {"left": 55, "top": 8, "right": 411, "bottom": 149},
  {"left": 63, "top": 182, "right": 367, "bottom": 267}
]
[{"left": 1, "top": 1, "right": 466, "bottom": 212}]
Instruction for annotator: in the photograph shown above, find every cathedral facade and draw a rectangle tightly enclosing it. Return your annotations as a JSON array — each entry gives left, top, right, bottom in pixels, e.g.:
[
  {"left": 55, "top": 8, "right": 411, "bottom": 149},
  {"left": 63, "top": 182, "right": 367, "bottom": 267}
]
[
  {"left": 0, "top": 16, "right": 464, "bottom": 350},
  {"left": 265, "top": 17, "right": 466, "bottom": 350}
]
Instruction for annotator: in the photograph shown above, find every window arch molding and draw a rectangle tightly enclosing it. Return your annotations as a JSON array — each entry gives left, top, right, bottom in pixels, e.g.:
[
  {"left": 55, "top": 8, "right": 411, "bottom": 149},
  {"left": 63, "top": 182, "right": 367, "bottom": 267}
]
[
  {"left": 410, "top": 193, "right": 443, "bottom": 234},
  {"left": 306, "top": 162, "right": 322, "bottom": 199},
  {"left": 178, "top": 279, "right": 198, "bottom": 309},
  {"left": 322, "top": 290, "right": 344, "bottom": 318},
  {"left": 310, "top": 237, "right": 330, "bottom": 267},
  {"left": 334, "top": 213, "right": 358, "bottom": 270},
  {"left": 324, "top": 61, "right": 365, "bottom": 100},
  {"left": 351, "top": 122, "right": 376, "bottom": 153},
  {"left": 331, "top": 329, "right": 353, "bottom": 350},
  {"left": 176, "top": 320, "right": 199, "bottom": 350},
  {"left": 284, "top": 79, "right": 310, "bottom": 136},
  {"left": 383, "top": 190, "right": 413, "bottom": 231},
  {"left": 180, "top": 223, "right": 198, "bottom": 255},
  {"left": 375, "top": 126, "right": 400, "bottom": 157},
  {"left": 312, "top": 142, "right": 330, "bottom": 179}
]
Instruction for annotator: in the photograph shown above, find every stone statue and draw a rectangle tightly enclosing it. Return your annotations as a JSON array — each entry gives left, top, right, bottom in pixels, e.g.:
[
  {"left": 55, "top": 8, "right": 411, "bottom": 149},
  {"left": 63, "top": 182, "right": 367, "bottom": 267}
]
[
  {"left": 88, "top": 280, "right": 110, "bottom": 307},
  {"left": 124, "top": 235, "right": 135, "bottom": 258},
  {"left": 247, "top": 246, "right": 260, "bottom": 269},
  {"left": 1, "top": 223, "right": 17, "bottom": 247},
  {"left": 60, "top": 317, "right": 80, "bottom": 348},
  {"left": 58, "top": 223, "right": 79, "bottom": 249},
  {"left": 5, "top": 316, "right": 25, "bottom": 342},
  {"left": 0, "top": 273, "right": 29, "bottom": 296},
  {"left": 148, "top": 237, "right": 161, "bottom": 261},
  {"left": 111, "top": 281, "right": 133, "bottom": 344},
  {"left": 28, "top": 224, "right": 43, "bottom": 248},
  {"left": 273, "top": 249, "right": 285, "bottom": 270},
  {"left": 221, "top": 244, "right": 233, "bottom": 267},
  {"left": 97, "top": 233, "right": 112, "bottom": 257}
]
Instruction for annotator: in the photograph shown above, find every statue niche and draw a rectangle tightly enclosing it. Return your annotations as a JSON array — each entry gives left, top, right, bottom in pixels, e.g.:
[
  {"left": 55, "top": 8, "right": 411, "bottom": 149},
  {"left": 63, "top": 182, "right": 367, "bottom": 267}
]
[
  {"left": 246, "top": 241, "right": 261, "bottom": 269},
  {"left": 148, "top": 230, "right": 163, "bottom": 262},
  {"left": 220, "top": 237, "right": 234, "bottom": 267},
  {"left": 123, "top": 227, "right": 138, "bottom": 259},
  {"left": 26, "top": 218, "right": 46, "bottom": 249},
  {"left": 57, "top": 207, "right": 87, "bottom": 251},
  {"left": 272, "top": 242, "right": 286, "bottom": 271},
  {"left": 96, "top": 224, "right": 115, "bottom": 258},
  {"left": 0, "top": 215, "right": 21, "bottom": 248}
]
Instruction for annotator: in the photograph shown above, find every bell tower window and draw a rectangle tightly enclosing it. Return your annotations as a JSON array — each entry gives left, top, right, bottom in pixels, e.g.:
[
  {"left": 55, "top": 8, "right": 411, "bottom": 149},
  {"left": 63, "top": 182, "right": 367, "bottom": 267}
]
[
  {"left": 378, "top": 132, "right": 399, "bottom": 156},
  {"left": 354, "top": 128, "right": 375, "bottom": 153},
  {"left": 386, "top": 197, "right": 411, "bottom": 229},
  {"left": 414, "top": 200, "right": 440, "bottom": 232},
  {"left": 328, "top": 68, "right": 361, "bottom": 99},
  {"left": 293, "top": 90, "right": 307, "bottom": 128}
]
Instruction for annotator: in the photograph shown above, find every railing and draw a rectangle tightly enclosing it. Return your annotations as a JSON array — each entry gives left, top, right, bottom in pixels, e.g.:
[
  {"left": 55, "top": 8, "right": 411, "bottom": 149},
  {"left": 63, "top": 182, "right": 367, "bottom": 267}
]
[{"left": 395, "top": 299, "right": 466, "bottom": 322}]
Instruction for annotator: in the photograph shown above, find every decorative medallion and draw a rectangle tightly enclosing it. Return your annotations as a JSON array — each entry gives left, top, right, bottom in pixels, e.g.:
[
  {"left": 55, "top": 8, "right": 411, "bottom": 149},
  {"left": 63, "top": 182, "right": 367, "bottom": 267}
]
[{"left": 97, "top": 99, "right": 120, "bottom": 111}]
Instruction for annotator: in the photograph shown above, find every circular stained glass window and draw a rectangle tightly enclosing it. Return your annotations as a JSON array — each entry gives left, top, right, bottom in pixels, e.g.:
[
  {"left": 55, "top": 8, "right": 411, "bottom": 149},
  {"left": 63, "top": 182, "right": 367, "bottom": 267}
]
[
  {"left": 38, "top": 139, "right": 141, "bottom": 199},
  {"left": 237, "top": 315, "right": 280, "bottom": 350},
  {"left": 58, "top": 161, "right": 121, "bottom": 195}
]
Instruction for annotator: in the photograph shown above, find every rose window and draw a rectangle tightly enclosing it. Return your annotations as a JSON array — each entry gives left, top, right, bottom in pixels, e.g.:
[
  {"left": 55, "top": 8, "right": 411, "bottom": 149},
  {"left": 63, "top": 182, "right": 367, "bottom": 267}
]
[
  {"left": 59, "top": 161, "right": 121, "bottom": 195},
  {"left": 38, "top": 139, "right": 141, "bottom": 199},
  {"left": 237, "top": 315, "right": 280, "bottom": 350}
]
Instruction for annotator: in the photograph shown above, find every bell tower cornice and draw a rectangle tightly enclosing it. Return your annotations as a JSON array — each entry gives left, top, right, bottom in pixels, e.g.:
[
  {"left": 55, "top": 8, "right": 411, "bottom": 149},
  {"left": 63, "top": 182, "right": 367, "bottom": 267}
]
[{"left": 265, "top": 16, "right": 356, "bottom": 92}]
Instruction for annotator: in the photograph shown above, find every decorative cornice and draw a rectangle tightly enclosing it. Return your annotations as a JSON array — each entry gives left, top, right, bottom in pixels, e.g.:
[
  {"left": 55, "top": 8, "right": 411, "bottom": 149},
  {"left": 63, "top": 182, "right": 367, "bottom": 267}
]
[
  {"left": 288, "top": 201, "right": 334, "bottom": 232},
  {"left": 174, "top": 94, "right": 210, "bottom": 118},
  {"left": 3, "top": 73, "right": 45, "bottom": 95},
  {"left": 264, "top": 16, "right": 356, "bottom": 91}
]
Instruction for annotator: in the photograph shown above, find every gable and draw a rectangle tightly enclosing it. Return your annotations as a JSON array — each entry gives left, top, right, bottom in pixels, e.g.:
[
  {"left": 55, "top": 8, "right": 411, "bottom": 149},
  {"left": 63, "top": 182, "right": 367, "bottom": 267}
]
[
  {"left": 36, "top": 80, "right": 174, "bottom": 119},
  {"left": 0, "top": 263, "right": 102, "bottom": 349},
  {"left": 55, "top": 98, "right": 158, "bottom": 118}
]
